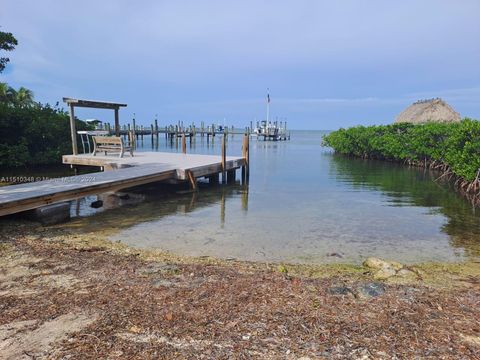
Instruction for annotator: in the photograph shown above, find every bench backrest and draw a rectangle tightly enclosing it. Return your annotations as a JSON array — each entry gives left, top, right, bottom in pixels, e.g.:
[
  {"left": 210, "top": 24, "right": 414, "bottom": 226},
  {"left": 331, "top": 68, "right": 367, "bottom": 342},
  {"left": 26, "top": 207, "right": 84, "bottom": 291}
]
[{"left": 93, "top": 136, "right": 123, "bottom": 145}]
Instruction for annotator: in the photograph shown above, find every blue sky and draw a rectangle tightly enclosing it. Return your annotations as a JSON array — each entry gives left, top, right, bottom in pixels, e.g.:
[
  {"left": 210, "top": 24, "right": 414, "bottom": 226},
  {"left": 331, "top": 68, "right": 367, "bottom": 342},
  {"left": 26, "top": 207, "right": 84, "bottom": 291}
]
[{"left": 1, "top": 0, "right": 479, "bottom": 129}]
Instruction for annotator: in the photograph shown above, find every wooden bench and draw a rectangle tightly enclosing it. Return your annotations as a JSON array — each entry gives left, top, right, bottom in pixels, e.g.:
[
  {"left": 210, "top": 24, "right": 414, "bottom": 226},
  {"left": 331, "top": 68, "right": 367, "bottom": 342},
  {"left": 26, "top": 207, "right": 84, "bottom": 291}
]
[{"left": 92, "top": 136, "right": 133, "bottom": 158}]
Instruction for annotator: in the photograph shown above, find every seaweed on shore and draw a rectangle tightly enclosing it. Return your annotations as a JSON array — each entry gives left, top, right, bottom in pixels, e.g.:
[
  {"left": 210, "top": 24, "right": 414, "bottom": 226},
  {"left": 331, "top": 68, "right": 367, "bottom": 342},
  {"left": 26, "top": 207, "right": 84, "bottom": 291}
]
[{"left": 0, "top": 222, "right": 479, "bottom": 358}]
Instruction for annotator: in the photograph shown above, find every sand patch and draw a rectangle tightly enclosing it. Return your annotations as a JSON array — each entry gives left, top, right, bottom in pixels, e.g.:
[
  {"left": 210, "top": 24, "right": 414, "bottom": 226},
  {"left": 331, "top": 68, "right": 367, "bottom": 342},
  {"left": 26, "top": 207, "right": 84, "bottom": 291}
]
[{"left": 0, "top": 312, "right": 98, "bottom": 359}]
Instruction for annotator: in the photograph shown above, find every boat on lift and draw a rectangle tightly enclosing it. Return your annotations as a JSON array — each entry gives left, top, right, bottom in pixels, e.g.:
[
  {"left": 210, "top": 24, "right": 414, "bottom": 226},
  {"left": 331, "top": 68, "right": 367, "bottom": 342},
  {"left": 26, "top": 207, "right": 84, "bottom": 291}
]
[{"left": 252, "top": 92, "right": 290, "bottom": 141}]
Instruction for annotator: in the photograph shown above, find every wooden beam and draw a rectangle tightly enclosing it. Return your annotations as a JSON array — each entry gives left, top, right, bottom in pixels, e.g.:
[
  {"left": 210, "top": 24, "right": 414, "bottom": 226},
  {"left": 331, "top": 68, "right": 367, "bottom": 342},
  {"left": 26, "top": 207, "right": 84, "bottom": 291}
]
[
  {"left": 63, "top": 98, "right": 127, "bottom": 109},
  {"left": 187, "top": 170, "right": 197, "bottom": 191}
]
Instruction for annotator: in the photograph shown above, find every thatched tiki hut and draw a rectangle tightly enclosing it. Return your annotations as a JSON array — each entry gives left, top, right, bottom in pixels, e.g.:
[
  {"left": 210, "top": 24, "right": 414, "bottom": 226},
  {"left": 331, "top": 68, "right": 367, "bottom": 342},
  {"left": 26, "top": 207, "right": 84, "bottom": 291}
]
[{"left": 395, "top": 98, "right": 461, "bottom": 124}]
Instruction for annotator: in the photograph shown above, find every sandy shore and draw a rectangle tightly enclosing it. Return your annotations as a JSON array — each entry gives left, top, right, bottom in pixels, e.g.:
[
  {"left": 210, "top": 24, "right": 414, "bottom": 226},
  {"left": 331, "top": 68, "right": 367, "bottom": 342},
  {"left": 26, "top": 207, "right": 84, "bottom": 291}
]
[{"left": 0, "top": 220, "right": 479, "bottom": 359}]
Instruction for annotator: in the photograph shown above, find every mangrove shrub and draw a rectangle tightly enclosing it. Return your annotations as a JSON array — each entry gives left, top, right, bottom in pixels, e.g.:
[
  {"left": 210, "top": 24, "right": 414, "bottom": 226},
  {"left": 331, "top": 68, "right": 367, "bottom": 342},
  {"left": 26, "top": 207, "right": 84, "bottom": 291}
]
[{"left": 323, "top": 120, "right": 480, "bottom": 181}]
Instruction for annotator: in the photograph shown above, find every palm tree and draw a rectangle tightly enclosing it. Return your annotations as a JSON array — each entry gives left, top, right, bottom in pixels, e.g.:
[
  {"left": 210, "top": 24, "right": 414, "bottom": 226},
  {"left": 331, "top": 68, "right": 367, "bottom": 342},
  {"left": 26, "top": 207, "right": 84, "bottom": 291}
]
[
  {"left": 0, "top": 82, "right": 8, "bottom": 102},
  {"left": 15, "top": 86, "right": 34, "bottom": 107},
  {"left": 0, "top": 82, "right": 18, "bottom": 105}
]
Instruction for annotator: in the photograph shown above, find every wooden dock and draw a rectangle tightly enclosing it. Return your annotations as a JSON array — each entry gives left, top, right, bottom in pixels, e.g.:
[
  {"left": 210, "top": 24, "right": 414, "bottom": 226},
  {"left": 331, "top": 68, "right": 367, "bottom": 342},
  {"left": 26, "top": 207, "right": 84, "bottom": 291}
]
[{"left": 0, "top": 152, "right": 246, "bottom": 217}]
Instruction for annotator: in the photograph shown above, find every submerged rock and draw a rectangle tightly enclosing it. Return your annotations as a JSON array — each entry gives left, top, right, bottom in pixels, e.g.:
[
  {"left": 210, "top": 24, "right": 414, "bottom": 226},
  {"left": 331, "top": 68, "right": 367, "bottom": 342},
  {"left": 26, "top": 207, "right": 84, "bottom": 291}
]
[
  {"left": 356, "top": 282, "right": 386, "bottom": 299},
  {"left": 151, "top": 279, "right": 175, "bottom": 288},
  {"left": 326, "top": 252, "right": 344, "bottom": 258},
  {"left": 90, "top": 200, "right": 103, "bottom": 209},
  {"left": 329, "top": 283, "right": 386, "bottom": 300},
  {"left": 363, "top": 257, "right": 410, "bottom": 280},
  {"left": 396, "top": 268, "right": 418, "bottom": 280},
  {"left": 139, "top": 263, "right": 181, "bottom": 276},
  {"left": 328, "top": 286, "right": 352, "bottom": 296},
  {"left": 363, "top": 257, "right": 402, "bottom": 271},
  {"left": 373, "top": 267, "right": 397, "bottom": 280},
  {"left": 27, "top": 202, "right": 71, "bottom": 225}
]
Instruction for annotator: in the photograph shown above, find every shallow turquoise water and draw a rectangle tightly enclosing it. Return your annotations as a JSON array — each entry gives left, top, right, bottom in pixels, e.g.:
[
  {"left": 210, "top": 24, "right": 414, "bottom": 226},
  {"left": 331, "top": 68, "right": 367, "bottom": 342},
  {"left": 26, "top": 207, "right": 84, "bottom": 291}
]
[{"left": 19, "top": 130, "right": 480, "bottom": 264}]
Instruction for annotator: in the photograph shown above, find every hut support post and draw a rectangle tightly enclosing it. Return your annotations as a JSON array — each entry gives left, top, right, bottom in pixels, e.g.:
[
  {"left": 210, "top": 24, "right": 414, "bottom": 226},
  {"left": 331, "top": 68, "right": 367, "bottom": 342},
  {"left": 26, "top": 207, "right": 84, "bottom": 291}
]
[
  {"left": 69, "top": 104, "right": 78, "bottom": 155},
  {"left": 114, "top": 107, "right": 120, "bottom": 137}
]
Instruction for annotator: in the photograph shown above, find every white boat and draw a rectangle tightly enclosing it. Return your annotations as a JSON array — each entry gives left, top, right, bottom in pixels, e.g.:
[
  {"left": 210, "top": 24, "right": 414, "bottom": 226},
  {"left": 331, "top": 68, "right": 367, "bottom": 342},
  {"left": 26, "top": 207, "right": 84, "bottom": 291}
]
[{"left": 252, "top": 92, "right": 290, "bottom": 141}]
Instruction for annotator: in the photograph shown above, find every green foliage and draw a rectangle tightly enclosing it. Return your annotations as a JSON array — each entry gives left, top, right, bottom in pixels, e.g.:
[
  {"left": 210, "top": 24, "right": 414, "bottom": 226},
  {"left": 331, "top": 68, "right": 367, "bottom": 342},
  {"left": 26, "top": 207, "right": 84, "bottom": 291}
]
[
  {"left": 0, "top": 102, "right": 91, "bottom": 167},
  {"left": 0, "top": 83, "right": 36, "bottom": 107},
  {"left": 323, "top": 120, "right": 480, "bottom": 181},
  {"left": 0, "top": 29, "right": 18, "bottom": 73}
]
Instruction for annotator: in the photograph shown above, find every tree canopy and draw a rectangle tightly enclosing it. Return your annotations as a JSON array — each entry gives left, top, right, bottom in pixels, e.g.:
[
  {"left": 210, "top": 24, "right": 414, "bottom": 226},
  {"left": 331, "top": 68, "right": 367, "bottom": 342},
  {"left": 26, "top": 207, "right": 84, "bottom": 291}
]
[
  {"left": 0, "top": 83, "right": 36, "bottom": 107},
  {"left": 0, "top": 29, "right": 18, "bottom": 73}
]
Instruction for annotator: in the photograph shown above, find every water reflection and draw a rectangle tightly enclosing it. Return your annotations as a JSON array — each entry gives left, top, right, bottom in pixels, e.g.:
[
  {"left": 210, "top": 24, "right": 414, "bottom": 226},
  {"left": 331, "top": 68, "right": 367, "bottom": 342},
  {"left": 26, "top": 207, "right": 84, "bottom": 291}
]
[
  {"left": 6, "top": 130, "right": 480, "bottom": 264},
  {"left": 329, "top": 154, "right": 480, "bottom": 258},
  {"left": 64, "top": 132, "right": 480, "bottom": 264},
  {"left": 64, "top": 182, "right": 249, "bottom": 234}
]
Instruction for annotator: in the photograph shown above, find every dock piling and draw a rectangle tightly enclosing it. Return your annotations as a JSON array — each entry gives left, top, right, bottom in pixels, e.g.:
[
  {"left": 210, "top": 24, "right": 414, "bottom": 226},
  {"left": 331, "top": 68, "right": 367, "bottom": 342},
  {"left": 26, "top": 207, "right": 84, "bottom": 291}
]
[
  {"left": 221, "top": 135, "right": 226, "bottom": 184},
  {"left": 182, "top": 134, "right": 187, "bottom": 154},
  {"left": 242, "top": 133, "right": 250, "bottom": 183}
]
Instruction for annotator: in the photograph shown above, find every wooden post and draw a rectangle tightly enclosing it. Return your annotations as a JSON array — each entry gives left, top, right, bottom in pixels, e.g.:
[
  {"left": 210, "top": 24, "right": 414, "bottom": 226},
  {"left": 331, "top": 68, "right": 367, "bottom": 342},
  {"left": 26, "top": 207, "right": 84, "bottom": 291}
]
[
  {"left": 220, "top": 189, "right": 225, "bottom": 226},
  {"left": 187, "top": 170, "right": 197, "bottom": 191},
  {"left": 69, "top": 104, "right": 78, "bottom": 155},
  {"left": 208, "top": 174, "right": 219, "bottom": 185},
  {"left": 242, "top": 187, "right": 249, "bottom": 211},
  {"left": 221, "top": 135, "right": 226, "bottom": 184},
  {"left": 242, "top": 134, "right": 246, "bottom": 181},
  {"left": 227, "top": 169, "right": 236, "bottom": 183},
  {"left": 132, "top": 117, "right": 137, "bottom": 140},
  {"left": 242, "top": 133, "right": 250, "bottom": 183},
  {"left": 128, "top": 130, "right": 133, "bottom": 145},
  {"left": 155, "top": 119, "right": 158, "bottom": 136},
  {"left": 114, "top": 107, "right": 120, "bottom": 137},
  {"left": 182, "top": 133, "right": 187, "bottom": 154}
]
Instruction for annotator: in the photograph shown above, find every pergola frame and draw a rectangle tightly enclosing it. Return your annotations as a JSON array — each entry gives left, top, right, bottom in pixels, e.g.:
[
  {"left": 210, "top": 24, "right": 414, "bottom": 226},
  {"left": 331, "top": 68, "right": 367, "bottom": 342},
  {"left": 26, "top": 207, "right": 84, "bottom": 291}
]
[{"left": 63, "top": 97, "right": 127, "bottom": 155}]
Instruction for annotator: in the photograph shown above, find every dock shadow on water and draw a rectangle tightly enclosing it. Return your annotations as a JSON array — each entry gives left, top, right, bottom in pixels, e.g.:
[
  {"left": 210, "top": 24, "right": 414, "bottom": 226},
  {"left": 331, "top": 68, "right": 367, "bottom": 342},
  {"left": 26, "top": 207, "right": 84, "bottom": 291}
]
[{"left": 63, "top": 182, "right": 248, "bottom": 234}]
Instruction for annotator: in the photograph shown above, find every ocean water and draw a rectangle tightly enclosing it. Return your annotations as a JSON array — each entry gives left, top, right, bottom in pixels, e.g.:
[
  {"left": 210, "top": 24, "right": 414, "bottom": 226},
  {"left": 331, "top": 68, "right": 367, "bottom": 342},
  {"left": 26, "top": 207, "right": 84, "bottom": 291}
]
[{"left": 40, "top": 131, "right": 480, "bottom": 264}]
